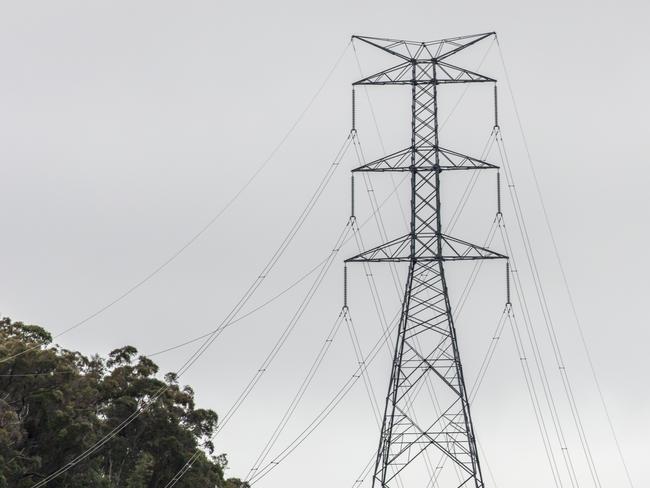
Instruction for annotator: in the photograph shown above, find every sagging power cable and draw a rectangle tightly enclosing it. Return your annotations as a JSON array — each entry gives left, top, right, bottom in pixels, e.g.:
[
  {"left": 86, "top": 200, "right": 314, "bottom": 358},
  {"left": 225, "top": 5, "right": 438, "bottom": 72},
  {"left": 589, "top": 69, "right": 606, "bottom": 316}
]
[
  {"left": 129, "top": 170, "right": 410, "bottom": 366},
  {"left": 3, "top": 41, "right": 354, "bottom": 368},
  {"left": 245, "top": 308, "right": 348, "bottom": 481},
  {"left": 30, "top": 128, "right": 354, "bottom": 488},
  {"left": 496, "top": 125, "right": 598, "bottom": 488},
  {"left": 494, "top": 138, "right": 577, "bottom": 488},
  {"left": 497, "top": 35, "right": 632, "bottom": 488},
  {"left": 246, "top": 310, "right": 402, "bottom": 485},
  {"left": 207, "top": 220, "right": 354, "bottom": 477},
  {"left": 164, "top": 127, "right": 369, "bottom": 486},
  {"left": 146, "top": 257, "right": 328, "bottom": 358}
]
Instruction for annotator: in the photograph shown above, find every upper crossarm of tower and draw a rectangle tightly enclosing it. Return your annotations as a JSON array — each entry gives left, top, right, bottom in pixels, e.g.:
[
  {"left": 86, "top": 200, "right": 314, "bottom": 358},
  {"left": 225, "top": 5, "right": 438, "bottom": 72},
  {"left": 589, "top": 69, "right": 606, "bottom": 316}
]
[{"left": 351, "top": 32, "right": 495, "bottom": 62}]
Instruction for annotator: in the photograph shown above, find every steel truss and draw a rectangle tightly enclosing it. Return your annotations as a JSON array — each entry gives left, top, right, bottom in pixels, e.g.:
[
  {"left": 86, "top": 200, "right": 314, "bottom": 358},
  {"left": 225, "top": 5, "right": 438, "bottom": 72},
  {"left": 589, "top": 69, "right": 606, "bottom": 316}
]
[{"left": 346, "top": 33, "right": 505, "bottom": 488}]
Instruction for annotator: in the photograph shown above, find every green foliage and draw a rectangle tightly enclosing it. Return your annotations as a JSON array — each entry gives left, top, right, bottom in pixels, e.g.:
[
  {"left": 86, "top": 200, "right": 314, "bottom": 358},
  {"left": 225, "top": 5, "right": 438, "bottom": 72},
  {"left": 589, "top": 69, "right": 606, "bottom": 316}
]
[{"left": 0, "top": 317, "right": 248, "bottom": 488}]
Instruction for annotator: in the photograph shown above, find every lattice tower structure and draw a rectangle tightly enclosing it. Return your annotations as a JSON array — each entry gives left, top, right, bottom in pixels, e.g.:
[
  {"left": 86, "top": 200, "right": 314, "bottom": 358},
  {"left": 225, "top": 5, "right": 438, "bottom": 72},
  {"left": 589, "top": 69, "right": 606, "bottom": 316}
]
[{"left": 346, "top": 33, "right": 506, "bottom": 488}]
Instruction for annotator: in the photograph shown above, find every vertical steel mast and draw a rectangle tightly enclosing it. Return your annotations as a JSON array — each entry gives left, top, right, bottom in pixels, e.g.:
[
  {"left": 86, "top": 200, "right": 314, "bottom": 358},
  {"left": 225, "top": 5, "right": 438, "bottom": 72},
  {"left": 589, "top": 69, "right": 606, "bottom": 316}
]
[{"left": 346, "top": 33, "right": 506, "bottom": 488}]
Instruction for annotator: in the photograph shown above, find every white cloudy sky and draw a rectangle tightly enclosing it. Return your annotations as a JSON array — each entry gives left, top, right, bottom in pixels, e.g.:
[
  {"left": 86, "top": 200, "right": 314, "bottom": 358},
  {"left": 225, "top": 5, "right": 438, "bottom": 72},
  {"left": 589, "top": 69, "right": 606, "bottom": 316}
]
[{"left": 0, "top": 1, "right": 648, "bottom": 487}]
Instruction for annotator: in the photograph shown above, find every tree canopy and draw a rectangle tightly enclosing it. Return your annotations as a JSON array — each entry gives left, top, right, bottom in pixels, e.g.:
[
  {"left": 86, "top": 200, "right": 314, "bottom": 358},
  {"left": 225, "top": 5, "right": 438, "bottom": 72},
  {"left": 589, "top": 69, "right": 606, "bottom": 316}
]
[{"left": 0, "top": 317, "right": 248, "bottom": 488}]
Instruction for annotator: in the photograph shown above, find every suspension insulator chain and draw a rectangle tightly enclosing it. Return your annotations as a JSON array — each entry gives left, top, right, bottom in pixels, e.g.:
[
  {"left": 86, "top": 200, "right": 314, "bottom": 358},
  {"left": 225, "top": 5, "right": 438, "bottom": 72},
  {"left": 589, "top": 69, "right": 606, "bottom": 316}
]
[
  {"left": 343, "top": 265, "right": 348, "bottom": 309},
  {"left": 351, "top": 174, "right": 356, "bottom": 220},
  {"left": 493, "top": 84, "right": 499, "bottom": 129},
  {"left": 352, "top": 88, "right": 356, "bottom": 132},
  {"left": 497, "top": 171, "right": 502, "bottom": 217},
  {"left": 506, "top": 261, "right": 512, "bottom": 310}
]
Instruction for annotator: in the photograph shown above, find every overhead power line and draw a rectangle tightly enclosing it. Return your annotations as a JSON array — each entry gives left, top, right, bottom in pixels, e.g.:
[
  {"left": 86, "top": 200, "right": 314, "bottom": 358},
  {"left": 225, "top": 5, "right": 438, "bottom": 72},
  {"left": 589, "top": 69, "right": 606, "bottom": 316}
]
[
  {"left": 495, "top": 35, "right": 635, "bottom": 488},
  {"left": 28, "top": 89, "right": 354, "bottom": 487},
  {"left": 2, "top": 40, "right": 353, "bottom": 368}
]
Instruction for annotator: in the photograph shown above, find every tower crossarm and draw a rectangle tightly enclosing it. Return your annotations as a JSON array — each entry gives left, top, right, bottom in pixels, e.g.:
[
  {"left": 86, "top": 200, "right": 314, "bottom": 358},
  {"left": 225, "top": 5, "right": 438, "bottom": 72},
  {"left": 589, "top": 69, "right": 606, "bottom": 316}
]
[
  {"left": 352, "top": 33, "right": 495, "bottom": 62},
  {"left": 351, "top": 146, "right": 499, "bottom": 172},
  {"left": 354, "top": 60, "right": 495, "bottom": 86},
  {"left": 345, "top": 233, "right": 506, "bottom": 263}
]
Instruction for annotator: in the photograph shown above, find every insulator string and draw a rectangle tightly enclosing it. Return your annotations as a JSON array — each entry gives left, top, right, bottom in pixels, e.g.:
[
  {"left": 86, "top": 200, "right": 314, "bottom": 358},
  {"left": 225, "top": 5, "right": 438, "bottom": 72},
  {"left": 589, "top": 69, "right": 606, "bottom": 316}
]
[
  {"left": 343, "top": 265, "right": 348, "bottom": 309},
  {"left": 506, "top": 260, "right": 511, "bottom": 307},
  {"left": 497, "top": 171, "right": 502, "bottom": 217},
  {"left": 351, "top": 174, "right": 355, "bottom": 219},
  {"left": 352, "top": 88, "right": 356, "bottom": 132},
  {"left": 494, "top": 83, "right": 499, "bottom": 129}
]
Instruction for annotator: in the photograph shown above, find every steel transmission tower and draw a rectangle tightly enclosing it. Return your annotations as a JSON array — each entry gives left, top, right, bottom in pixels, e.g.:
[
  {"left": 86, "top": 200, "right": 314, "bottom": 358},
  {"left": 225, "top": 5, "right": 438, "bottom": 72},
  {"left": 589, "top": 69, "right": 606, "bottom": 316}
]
[{"left": 346, "top": 33, "right": 506, "bottom": 488}]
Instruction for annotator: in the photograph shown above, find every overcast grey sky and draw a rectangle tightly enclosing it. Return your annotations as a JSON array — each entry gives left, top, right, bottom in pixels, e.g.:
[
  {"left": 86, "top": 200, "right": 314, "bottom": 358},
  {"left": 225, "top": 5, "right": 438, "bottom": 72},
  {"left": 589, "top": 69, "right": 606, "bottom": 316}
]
[{"left": 1, "top": 1, "right": 648, "bottom": 487}]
